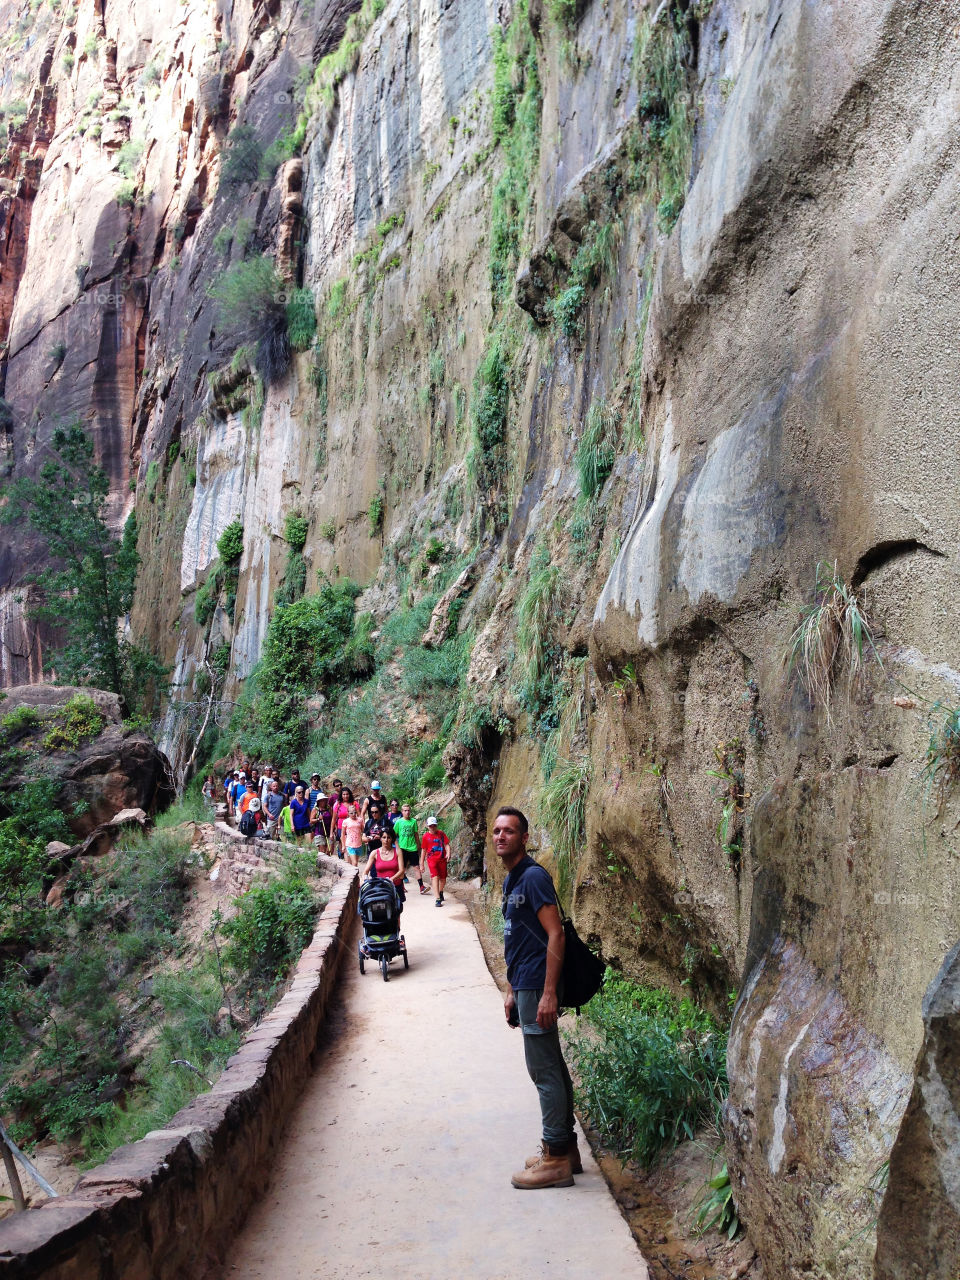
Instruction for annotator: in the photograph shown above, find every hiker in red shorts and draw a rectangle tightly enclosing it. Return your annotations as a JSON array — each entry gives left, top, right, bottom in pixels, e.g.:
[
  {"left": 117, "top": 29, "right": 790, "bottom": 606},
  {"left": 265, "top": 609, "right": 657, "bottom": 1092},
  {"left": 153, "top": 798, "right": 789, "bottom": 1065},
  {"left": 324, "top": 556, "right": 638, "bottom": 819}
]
[{"left": 420, "top": 815, "right": 450, "bottom": 907}]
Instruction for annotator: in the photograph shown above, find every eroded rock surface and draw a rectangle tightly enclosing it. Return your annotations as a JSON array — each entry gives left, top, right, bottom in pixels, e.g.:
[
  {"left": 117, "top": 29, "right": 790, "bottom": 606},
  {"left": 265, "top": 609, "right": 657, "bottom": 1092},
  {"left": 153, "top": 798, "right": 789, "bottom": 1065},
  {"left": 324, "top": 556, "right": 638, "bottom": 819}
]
[{"left": 1, "top": 685, "right": 172, "bottom": 833}]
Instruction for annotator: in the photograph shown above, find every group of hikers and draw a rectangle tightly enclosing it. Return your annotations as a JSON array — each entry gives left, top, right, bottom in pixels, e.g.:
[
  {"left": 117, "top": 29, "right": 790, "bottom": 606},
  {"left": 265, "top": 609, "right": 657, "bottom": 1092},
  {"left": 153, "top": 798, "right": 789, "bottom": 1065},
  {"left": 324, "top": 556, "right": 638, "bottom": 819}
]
[
  {"left": 203, "top": 766, "right": 452, "bottom": 906},
  {"left": 204, "top": 764, "right": 583, "bottom": 1190}
]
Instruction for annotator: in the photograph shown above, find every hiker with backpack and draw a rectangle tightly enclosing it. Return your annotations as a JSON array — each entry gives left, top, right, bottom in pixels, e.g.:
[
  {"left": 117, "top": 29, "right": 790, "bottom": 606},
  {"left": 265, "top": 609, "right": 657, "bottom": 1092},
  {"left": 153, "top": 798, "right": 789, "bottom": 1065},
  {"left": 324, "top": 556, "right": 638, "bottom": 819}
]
[
  {"left": 238, "top": 797, "right": 263, "bottom": 839},
  {"left": 494, "top": 806, "right": 579, "bottom": 1191}
]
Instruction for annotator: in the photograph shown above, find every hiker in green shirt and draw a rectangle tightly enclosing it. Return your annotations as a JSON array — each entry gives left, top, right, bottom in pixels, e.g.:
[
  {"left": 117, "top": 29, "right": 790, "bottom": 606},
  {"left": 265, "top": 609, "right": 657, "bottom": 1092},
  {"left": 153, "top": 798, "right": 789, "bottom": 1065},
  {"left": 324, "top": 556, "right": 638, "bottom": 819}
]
[{"left": 393, "top": 803, "right": 426, "bottom": 894}]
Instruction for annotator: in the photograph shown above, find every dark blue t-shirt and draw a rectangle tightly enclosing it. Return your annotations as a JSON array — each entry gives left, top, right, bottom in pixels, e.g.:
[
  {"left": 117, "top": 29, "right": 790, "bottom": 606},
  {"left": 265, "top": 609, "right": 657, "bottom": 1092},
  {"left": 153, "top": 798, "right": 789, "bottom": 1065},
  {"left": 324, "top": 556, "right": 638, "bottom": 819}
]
[{"left": 502, "top": 856, "right": 557, "bottom": 991}]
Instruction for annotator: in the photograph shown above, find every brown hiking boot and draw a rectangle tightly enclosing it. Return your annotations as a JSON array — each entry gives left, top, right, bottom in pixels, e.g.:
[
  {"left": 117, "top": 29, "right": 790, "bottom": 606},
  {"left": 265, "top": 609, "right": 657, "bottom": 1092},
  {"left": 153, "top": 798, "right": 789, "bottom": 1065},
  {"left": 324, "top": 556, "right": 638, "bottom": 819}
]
[
  {"left": 511, "top": 1144, "right": 574, "bottom": 1189},
  {"left": 525, "top": 1138, "right": 583, "bottom": 1175}
]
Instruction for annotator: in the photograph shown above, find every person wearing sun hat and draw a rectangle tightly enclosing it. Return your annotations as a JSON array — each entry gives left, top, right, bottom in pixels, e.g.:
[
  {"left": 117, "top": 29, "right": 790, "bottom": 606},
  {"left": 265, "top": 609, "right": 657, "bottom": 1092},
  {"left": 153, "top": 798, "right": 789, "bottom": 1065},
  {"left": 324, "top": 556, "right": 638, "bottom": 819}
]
[{"left": 420, "top": 815, "right": 450, "bottom": 906}]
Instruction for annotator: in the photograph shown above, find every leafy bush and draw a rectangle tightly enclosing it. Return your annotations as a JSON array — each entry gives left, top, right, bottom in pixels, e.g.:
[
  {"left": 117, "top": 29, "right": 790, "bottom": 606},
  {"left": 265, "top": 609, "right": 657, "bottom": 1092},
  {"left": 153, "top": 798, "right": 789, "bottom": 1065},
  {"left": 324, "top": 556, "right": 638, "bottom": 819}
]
[
  {"left": 275, "top": 551, "right": 307, "bottom": 607},
  {"left": 327, "top": 278, "right": 348, "bottom": 320},
  {"left": 284, "top": 511, "right": 309, "bottom": 551},
  {"left": 42, "top": 693, "right": 104, "bottom": 751},
  {"left": 221, "top": 850, "right": 321, "bottom": 991},
  {"left": 194, "top": 562, "right": 221, "bottom": 627},
  {"left": 368, "top": 492, "right": 384, "bottom": 536},
  {"left": 566, "top": 971, "right": 728, "bottom": 1166},
  {"left": 115, "top": 179, "right": 136, "bottom": 208},
  {"left": 116, "top": 139, "right": 143, "bottom": 178},
  {"left": 0, "top": 705, "right": 40, "bottom": 736},
  {"left": 234, "top": 579, "right": 364, "bottom": 764},
  {"left": 549, "top": 284, "right": 585, "bottom": 338},
  {"left": 922, "top": 704, "right": 960, "bottom": 810},
  {"left": 468, "top": 336, "right": 509, "bottom": 501},
  {"left": 217, "top": 519, "right": 244, "bottom": 564}
]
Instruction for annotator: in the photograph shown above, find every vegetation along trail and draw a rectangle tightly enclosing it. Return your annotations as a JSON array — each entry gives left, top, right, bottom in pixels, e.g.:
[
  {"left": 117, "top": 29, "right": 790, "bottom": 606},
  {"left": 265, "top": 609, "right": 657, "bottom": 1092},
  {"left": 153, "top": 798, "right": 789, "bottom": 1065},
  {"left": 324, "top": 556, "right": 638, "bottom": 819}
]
[{"left": 222, "top": 887, "right": 648, "bottom": 1280}]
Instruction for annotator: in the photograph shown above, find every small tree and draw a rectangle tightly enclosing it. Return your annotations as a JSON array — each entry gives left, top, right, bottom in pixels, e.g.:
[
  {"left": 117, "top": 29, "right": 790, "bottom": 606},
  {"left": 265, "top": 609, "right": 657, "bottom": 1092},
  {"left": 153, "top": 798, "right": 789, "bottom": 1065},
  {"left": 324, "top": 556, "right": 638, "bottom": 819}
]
[{"left": 2, "top": 424, "right": 165, "bottom": 711}]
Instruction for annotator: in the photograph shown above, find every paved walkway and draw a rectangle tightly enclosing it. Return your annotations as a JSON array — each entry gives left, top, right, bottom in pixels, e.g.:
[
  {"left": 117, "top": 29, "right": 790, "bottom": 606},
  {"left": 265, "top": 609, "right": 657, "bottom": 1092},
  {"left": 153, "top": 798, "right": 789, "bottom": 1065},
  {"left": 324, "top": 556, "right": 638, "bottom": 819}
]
[{"left": 222, "top": 885, "right": 648, "bottom": 1280}]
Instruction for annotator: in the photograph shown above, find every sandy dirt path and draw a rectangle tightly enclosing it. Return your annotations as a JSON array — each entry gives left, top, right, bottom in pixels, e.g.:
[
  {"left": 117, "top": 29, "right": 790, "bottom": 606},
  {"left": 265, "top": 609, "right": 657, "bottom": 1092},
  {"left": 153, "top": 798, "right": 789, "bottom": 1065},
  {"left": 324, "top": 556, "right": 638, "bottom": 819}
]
[{"left": 222, "top": 885, "right": 649, "bottom": 1280}]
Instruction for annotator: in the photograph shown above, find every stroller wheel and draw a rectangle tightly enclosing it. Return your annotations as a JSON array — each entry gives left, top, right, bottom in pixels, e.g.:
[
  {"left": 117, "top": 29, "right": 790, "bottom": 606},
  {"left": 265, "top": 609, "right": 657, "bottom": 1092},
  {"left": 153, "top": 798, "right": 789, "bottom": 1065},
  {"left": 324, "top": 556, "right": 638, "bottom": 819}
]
[
  {"left": 403, "top": 949, "right": 409, "bottom": 970},
  {"left": 380, "top": 954, "right": 390, "bottom": 982},
  {"left": 359, "top": 954, "right": 365, "bottom": 974}
]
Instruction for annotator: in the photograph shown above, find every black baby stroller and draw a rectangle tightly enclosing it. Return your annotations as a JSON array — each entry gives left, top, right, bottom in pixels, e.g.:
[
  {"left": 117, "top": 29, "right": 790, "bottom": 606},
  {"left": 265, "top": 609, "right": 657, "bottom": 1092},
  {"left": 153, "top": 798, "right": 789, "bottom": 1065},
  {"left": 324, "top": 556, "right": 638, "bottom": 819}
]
[{"left": 357, "top": 873, "right": 408, "bottom": 981}]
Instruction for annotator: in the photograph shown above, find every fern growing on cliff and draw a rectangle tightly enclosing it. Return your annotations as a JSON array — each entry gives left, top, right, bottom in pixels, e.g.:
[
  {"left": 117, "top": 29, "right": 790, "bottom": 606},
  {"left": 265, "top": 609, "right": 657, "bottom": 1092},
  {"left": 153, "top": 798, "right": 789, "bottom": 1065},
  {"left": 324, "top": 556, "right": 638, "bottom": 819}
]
[
  {"left": 516, "top": 542, "right": 561, "bottom": 701},
  {"left": 576, "top": 397, "right": 617, "bottom": 499},
  {"left": 539, "top": 753, "right": 591, "bottom": 909}
]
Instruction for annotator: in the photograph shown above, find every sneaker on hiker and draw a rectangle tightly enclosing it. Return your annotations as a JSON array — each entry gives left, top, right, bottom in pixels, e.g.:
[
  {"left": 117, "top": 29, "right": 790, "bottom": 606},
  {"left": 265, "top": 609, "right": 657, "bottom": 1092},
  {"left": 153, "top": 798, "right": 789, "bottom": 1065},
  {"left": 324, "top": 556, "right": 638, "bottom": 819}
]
[
  {"left": 419, "top": 884, "right": 429, "bottom": 895},
  {"left": 511, "top": 1145, "right": 574, "bottom": 1190},
  {"left": 526, "top": 1138, "right": 583, "bottom": 1175},
  {"left": 435, "top": 898, "right": 442, "bottom": 907}
]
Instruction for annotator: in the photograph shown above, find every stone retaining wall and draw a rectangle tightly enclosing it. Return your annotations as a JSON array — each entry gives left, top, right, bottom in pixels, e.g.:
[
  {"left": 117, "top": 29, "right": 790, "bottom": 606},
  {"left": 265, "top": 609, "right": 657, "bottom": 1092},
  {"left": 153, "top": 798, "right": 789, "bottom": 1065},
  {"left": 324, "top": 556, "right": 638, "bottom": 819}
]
[
  {"left": 0, "top": 840, "right": 359, "bottom": 1279},
  {"left": 213, "top": 820, "right": 284, "bottom": 893}
]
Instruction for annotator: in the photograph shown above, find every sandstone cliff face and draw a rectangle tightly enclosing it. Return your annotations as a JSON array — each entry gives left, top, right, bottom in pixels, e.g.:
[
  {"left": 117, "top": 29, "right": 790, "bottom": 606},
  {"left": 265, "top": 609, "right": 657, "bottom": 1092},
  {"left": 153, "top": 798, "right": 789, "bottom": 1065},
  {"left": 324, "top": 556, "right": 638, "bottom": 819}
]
[{"left": 2, "top": 0, "right": 960, "bottom": 1272}]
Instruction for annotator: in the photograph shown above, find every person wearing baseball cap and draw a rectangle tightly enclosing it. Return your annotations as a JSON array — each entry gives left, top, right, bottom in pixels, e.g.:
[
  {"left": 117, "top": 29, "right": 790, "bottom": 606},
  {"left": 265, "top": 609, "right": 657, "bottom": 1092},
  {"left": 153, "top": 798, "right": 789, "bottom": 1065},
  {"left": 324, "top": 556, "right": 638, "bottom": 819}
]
[
  {"left": 420, "top": 815, "right": 450, "bottom": 906},
  {"left": 361, "top": 779, "right": 386, "bottom": 821}
]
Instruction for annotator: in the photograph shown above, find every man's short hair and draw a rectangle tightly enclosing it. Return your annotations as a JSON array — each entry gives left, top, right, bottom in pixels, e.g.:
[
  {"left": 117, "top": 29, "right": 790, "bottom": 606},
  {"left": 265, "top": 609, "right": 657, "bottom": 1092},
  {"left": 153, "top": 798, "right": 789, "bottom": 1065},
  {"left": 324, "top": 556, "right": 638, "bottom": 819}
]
[{"left": 495, "top": 806, "right": 528, "bottom": 834}]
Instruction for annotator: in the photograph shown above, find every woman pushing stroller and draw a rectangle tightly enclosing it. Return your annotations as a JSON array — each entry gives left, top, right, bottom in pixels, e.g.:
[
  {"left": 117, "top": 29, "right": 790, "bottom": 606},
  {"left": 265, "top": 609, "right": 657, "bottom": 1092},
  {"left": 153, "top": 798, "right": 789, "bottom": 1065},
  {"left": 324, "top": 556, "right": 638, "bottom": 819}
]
[
  {"left": 361, "top": 829, "right": 406, "bottom": 902},
  {"left": 358, "top": 829, "right": 409, "bottom": 980}
]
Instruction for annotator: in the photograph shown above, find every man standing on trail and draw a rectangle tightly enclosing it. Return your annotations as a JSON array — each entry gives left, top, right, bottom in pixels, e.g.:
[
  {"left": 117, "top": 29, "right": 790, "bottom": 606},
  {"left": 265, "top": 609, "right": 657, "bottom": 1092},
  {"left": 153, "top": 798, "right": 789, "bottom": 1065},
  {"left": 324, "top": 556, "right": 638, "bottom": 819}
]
[{"left": 495, "top": 806, "right": 579, "bottom": 1190}]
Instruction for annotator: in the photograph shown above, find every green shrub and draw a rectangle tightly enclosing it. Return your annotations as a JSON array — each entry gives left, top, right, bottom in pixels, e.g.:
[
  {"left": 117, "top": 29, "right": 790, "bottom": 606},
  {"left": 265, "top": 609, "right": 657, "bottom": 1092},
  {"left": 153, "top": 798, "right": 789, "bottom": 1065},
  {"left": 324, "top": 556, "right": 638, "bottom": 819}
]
[
  {"left": 545, "top": 0, "right": 578, "bottom": 29},
  {"left": 116, "top": 139, "right": 143, "bottom": 178},
  {"left": 222, "top": 850, "right": 321, "bottom": 990},
  {"left": 549, "top": 284, "right": 585, "bottom": 338},
  {"left": 0, "top": 705, "right": 40, "bottom": 736},
  {"left": 216, "top": 519, "right": 244, "bottom": 564},
  {"left": 115, "top": 179, "right": 136, "bottom": 208},
  {"left": 42, "top": 693, "right": 104, "bottom": 751},
  {"left": 566, "top": 971, "right": 728, "bottom": 1166},
  {"left": 194, "top": 563, "right": 221, "bottom": 627},
  {"left": 284, "top": 511, "right": 309, "bottom": 551},
  {"left": 234, "top": 579, "right": 364, "bottom": 765},
  {"left": 468, "top": 335, "right": 509, "bottom": 499},
  {"left": 275, "top": 551, "right": 307, "bottom": 607},
  {"left": 922, "top": 704, "right": 960, "bottom": 810},
  {"left": 368, "top": 492, "right": 384, "bottom": 536}
]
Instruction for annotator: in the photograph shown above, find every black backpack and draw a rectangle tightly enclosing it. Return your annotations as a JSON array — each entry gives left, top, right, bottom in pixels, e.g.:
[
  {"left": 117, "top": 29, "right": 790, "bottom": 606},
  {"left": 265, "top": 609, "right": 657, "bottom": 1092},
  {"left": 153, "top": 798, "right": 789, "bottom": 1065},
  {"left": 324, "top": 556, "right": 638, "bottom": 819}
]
[
  {"left": 559, "top": 907, "right": 606, "bottom": 1014},
  {"left": 238, "top": 809, "right": 258, "bottom": 837}
]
